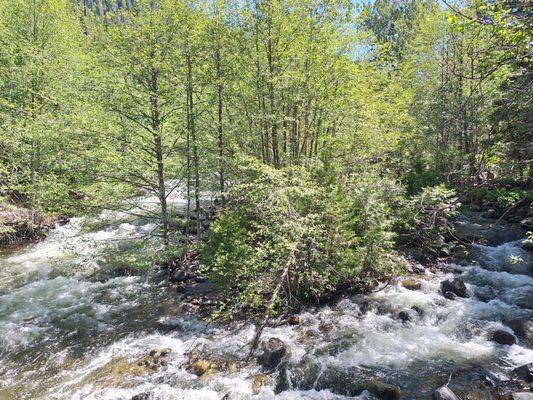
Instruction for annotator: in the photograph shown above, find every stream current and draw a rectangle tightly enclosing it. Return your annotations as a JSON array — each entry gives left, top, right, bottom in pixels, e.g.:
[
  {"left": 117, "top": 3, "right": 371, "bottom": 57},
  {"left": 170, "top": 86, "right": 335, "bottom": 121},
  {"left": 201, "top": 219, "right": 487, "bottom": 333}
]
[{"left": 0, "top": 201, "right": 532, "bottom": 399}]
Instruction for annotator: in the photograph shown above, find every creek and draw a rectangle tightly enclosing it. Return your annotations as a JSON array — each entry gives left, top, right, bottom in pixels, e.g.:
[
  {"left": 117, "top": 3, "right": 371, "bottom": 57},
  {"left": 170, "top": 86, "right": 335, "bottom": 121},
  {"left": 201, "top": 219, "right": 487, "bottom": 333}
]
[{"left": 0, "top": 202, "right": 531, "bottom": 399}]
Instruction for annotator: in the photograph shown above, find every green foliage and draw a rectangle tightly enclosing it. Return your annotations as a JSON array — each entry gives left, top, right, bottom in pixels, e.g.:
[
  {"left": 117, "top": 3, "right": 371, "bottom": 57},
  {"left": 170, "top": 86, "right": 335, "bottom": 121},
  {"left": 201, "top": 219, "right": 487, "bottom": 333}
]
[
  {"left": 397, "top": 185, "right": 459, "bottom": 253},
  {"left": 201, "top": 159, "right": 403, "bottom": 319},
  {"left": 474, "top": 187, "right": 531, "bottom": 209}
]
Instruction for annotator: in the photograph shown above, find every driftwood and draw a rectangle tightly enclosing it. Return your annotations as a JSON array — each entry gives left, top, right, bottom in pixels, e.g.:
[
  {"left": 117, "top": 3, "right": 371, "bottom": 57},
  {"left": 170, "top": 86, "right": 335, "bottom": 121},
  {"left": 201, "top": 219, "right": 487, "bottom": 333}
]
[{"left": 246, "top": 236, "right": 300, "bottom": 362}]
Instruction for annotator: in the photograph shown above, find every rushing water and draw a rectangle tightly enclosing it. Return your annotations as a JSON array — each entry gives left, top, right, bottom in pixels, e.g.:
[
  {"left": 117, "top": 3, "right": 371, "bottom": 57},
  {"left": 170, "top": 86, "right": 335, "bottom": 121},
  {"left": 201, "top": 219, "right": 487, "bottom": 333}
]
[{"left": 0, "top": 206, "right": 532, "bottom": 400}]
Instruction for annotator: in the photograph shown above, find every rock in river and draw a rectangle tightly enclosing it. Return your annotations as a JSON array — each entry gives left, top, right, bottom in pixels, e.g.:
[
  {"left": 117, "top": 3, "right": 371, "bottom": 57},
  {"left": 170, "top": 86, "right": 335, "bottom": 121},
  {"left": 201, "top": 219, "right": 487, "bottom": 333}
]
[
  {"left": 258, "top": 337, "right": 287, "bottom": 370},
  {"left": 441, "top": 278, "right": 469, "bottom": 298},
  {"left": 402, "top": 279, "right": 421, "bottom": 290},
  {"left": 433, "top": 386, "right": 460, "bottom": 400},
  {"left": 367, "top": 379, "right": 402, "bottom": 400},
  {"left": 513, "top": 363, "right": 533, "bottom": 382},
  {"left": 490, "top": 329, "right": 516, "bottom": 345}
]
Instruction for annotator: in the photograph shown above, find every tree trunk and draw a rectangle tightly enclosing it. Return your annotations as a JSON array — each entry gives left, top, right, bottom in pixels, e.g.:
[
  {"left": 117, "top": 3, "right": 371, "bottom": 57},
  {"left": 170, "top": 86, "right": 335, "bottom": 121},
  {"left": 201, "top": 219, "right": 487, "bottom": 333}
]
[{"left": 186, "top": 50, "right": 201, "bottom": 240}]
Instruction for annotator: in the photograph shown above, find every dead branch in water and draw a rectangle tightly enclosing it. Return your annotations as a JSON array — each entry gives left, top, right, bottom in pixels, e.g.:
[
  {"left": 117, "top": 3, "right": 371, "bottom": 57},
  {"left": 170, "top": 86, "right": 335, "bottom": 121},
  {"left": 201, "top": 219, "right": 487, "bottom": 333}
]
[{"left": 246, "top": 235, "right": 300, "bottom": 362}]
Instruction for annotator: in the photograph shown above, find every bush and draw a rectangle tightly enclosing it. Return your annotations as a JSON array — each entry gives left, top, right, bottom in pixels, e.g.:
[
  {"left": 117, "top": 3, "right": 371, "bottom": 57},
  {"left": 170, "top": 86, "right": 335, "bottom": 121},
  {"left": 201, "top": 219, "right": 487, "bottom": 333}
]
[
  {"left": 396, "top": 185, "right": 459, "bottom": 253},
  {"left": 473, "top": 187, "right": 531, "bottom": 209},
  {"left": 201, "top": 159, "right": 403, "bottom": 320}
]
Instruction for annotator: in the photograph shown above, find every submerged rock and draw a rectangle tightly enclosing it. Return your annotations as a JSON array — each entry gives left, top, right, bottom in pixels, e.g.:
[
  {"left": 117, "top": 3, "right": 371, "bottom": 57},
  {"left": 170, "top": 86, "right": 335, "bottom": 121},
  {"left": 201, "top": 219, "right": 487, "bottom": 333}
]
[
  {"left": 367, "top": 379, "right": 402, "bottom": 400},
  {"left": 433, "top": 386, "right": 460, "bottom": 400},
  {"left": 131, "top": 393, "right": 151, "bottom": 400},
  {"left": 513, "top": 363, "right": 533, "bottom": 382},
  {"left": 490, "top": 329, "right": 516, "bottom": 345},
  {"left": 444, "top": 291, "right": 457, "bottom": 300},
  {"left": 258, "top": 338, "right": 287, "bottom": 370},
  {"left": 252, "top": 373, "right": 271, "bottom": 394},
  {"left": 398, "top": 309, "right": 418, "bottom": 323},
  {"left": 441, "top": 278, "right": 469, "bottom": 298}
]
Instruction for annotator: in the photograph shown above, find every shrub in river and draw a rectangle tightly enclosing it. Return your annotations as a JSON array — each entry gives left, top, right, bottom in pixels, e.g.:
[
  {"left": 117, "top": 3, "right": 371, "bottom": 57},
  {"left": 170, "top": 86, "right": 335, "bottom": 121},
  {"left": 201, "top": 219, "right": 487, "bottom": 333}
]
[
  {"left": 396, "top": 185, "right": 459, "bottom": 254},
  {"left": 200, "top": 159, "right": 403, "bottom": 320}
]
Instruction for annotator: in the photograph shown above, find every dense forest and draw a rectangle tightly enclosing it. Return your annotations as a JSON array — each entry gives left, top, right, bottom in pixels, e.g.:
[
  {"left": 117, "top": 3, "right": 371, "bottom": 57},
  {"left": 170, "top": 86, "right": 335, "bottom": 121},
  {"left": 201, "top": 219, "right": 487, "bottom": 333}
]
[{"left": 0, "top": 0, "right": 532, "bottom": 399}]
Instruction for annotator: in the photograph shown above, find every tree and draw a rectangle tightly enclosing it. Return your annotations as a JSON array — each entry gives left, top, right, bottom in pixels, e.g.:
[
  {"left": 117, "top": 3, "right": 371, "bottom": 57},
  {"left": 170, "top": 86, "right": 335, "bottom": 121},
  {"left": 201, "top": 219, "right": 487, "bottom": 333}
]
[{"left": 93, "top": 0, "right": 184, "bottom": 247}]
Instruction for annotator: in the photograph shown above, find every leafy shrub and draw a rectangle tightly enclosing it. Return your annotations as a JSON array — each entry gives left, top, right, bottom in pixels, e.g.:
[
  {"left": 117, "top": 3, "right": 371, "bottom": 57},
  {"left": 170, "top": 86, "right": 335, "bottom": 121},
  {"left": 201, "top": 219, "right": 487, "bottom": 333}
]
[
  {"left": 396, "top": 185, "right": 459, "bottom": 253},
  {"left": 201, "top": 159, "right": 403, "bottom": 320},
  {"left": 473, "top": 187, "right": 531, "bottom": 209}
]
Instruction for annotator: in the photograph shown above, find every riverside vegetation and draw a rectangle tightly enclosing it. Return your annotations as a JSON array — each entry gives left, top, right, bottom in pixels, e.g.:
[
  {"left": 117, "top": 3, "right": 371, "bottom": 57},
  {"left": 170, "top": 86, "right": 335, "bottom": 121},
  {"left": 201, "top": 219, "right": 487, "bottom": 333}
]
[{"left": 0, "top": 0, "right": 532, "bottom": 399}]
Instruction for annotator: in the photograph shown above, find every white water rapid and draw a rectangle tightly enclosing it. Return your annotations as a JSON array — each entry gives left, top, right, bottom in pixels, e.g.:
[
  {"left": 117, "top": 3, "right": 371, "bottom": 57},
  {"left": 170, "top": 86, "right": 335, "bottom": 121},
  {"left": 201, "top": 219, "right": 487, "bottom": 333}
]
[{"left": 0, "top": 208, "right": 531, "bottom": 399}]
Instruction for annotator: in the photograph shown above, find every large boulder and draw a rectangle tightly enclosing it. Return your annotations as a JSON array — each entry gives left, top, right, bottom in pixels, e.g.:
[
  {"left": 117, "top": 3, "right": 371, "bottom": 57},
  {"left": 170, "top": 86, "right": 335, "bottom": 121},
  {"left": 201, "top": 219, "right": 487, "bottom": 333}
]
[
  {"left": 441, "top": 278, "right": 469, "bottom": 298},
  {"left": 513, "top": 363, "right": 533, "bottom": 382},
  {"left": 490, "top": 329, "right": 516, "bottom": 345},
  {"left": 433, "top": 386, "right": 460, "bottom": 400},
  {"left": 257, "top": 338, "right": 287, "bottom": 371}
]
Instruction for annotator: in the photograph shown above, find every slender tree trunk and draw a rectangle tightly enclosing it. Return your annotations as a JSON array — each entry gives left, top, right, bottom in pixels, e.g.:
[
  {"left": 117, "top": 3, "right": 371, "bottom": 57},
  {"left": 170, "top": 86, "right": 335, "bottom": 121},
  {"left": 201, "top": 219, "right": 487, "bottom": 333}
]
[
  {"left": 149, "top": 69, "right": 169, "bottom": 249},
  {"left": 267, "top": 34, "right": 279, "bottom": 168},
  {"left": 186, "top": 50, "right": 201, "bottom": 240},
  {"left": 215, "top": 48, "right": 225, "bottom": 203}
]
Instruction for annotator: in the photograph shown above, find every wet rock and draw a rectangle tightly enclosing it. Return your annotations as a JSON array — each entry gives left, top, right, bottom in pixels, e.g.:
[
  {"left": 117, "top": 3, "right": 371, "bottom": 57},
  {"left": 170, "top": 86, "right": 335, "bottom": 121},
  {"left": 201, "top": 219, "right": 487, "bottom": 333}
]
[
  {"left": 513, "top": 363, "right": 533, "bottom": 382},
  {"left": 131, "top": 393, "right": 151, "bottom": 400},
  {"left": 282, "top": 356, "right": 321, "bottom": 392},
  {"left": 252, "top": 373, "right": 271, "bottom": 394},
  {"left": 522, "top": 239, "right": 533, "bottom": 252},
  {"left": 411, "top": 305, "right": 424, "bottom": 316},
  {"left": 521, "top": 217, "right": 533, "bottom": 230},
  {"left": 169, "top": 269, "right": 191, "bottom": 283},
  {"left": 288, "top": 315, "right": 301, "bottom": 325},
  {"left": 441, "top": 278, "right": 469, "bottom": 298},
  {"left": 190, "top": 298, "right": 201, "bottom": 306},
  {"left": 402, "top": 247, "right": 436, "bottom": 264},
  {"left": 512, "top": 394, "right": 533, "bottom": 400},
  {"left": 398, "top": 309, "right": 418, "bottom": 323},
  {"left": 225, "top": 360, "right": 240, "bottom": 374},
  {"left": 275, "top": 362, "right": 291, "bottom": 393},
  {"left": 454, "top": 215, "right": 524, "bottom": 245},
  {"left": 411, "top": 263, "right": 426, "bottom": 274},
  {"left": 189, "top": 358, "right": 219, "bottom": 377},
  {"left": 157, "top": 320, "right": 185, "bottom": 333},
  {"left": 482, "top": 209, "right": 500, "bottom": 219},
  {"left": 507, "top": 319, "right": 533, "bottom": 347},
  {"left": 402, "top": 279, "right": 421, "bottom": 291},
  {"left": 319, "top": 320, "right": 334, "bottom": 333},
  {"left": 137, "top": 348, "right": 171, "bottom": 370},
  {"left": 367, "top": 379, "right": 402, "bottom": 400},
  {"left": 474, "top": 287, "right": 496, "bottom": 303},
  {"left": 433, "top": 386, "right": 460, "bottom": 400},
  {"left": 258, "top": 338, "right": 286, "bottom": 371},
  {"left": 490, "top": 329, "right": 516, "bottom": 345},
  {"left": 444, "top": 291, "right": 457, "bottom": 300}
]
